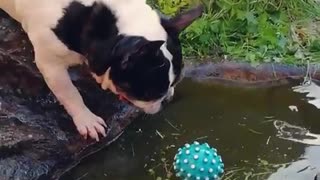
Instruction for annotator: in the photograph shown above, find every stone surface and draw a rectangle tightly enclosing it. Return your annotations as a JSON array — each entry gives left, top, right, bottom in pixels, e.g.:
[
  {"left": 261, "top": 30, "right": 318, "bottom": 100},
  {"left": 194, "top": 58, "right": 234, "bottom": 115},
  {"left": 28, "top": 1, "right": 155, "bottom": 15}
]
[{"left": 184, "top": 62, "right": 320, "bottom": 88}]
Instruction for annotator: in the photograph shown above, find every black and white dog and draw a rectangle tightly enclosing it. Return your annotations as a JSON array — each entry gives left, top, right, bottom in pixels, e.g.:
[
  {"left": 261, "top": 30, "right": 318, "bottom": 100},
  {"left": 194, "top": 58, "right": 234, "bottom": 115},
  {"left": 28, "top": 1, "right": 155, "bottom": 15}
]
[{"left": 0, "top": 0, "right": 203, "bottom": 141}]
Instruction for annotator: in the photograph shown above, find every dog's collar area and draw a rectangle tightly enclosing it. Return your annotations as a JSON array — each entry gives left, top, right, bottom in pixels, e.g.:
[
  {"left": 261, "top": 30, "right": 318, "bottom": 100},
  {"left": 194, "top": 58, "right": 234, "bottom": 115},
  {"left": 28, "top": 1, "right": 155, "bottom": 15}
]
[
  {"left": 118, "top": 94, "right": 127, "bottom": 102},
  {"left": 118, "top": 94, "right": 133, "bottom": 105}
]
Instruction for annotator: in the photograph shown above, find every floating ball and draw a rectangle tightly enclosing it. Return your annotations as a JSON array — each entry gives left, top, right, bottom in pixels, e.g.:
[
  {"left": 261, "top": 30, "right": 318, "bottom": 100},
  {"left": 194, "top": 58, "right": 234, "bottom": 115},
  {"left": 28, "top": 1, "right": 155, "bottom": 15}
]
[{"left": 173, "top": 141, "right": 224, "bottom": 180}]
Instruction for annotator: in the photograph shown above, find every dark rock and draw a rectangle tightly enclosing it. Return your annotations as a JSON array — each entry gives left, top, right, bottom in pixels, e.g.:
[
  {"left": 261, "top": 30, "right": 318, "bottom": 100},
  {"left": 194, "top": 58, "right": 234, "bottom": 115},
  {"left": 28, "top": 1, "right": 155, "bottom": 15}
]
[
  {"left": 184, "top": 61, "right": 320, "bottom": 88},
  {"left": 0, "top": 11, "right": 141, "bottom": 180}
]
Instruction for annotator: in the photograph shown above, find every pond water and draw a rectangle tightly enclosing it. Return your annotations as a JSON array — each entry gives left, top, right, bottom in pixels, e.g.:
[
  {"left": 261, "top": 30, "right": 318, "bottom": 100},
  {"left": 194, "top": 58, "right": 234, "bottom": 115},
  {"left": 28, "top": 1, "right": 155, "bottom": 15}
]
[{"left": 61, "top": 78, "right": 320, "bottom": 180}]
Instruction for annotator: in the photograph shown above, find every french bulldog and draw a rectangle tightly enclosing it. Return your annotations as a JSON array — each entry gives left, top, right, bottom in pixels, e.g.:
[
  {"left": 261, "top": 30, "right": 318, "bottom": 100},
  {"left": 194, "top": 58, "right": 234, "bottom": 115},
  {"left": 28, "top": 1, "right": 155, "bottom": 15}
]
[{"left": 0, "top": 0, "right": 204, "bottom": 141}]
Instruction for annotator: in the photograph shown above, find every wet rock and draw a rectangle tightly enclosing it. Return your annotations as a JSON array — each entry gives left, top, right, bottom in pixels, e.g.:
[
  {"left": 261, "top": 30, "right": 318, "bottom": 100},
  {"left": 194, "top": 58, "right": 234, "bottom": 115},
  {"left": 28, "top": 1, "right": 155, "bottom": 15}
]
[
  {"left": 184, "top": 62, "right": 320, "bottom": 88},
  {"left": 0, "top": 11, "right": 140, "bottom": 179}
]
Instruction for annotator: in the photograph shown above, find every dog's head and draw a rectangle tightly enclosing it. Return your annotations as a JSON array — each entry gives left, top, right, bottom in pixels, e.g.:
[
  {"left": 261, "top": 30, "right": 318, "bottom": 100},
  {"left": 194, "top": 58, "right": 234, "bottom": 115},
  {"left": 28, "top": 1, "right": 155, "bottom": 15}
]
[{"left": 91, "top": 5, "right": 204, "bottom": 114}]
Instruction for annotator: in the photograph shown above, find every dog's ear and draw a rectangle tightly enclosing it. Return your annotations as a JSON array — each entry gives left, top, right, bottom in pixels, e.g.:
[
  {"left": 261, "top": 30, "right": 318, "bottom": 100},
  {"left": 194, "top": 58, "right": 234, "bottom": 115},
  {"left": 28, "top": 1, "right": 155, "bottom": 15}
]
[
  {"left": 159, "top": 4, "right": 204, "bottom": 35},
  {"left": 138, "top": 40, "right": 165, "bottom": 53},
  {"left": 121, "top": 41, "right": 165, "bottom": 69},
  {"left": 113, "top": 37, "right": 164, "bottom": 56},
  {"left": 112, "top": 37, "right": 165, "bottom": 69}
]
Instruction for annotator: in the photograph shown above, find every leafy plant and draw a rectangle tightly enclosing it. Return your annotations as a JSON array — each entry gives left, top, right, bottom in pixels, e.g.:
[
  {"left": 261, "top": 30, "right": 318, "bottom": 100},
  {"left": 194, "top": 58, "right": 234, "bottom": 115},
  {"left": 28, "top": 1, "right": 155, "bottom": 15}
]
[
  {"left": 148, "top": 0, "right": 320, "bottom": 64},
  {"left": 149, "top": 0, "right": 191, "bottom": 15}
]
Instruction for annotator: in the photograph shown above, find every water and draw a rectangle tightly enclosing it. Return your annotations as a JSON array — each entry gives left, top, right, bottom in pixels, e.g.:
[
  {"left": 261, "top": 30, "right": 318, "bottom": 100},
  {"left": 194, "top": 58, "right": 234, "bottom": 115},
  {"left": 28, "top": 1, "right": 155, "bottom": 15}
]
[{"left": 61, "top": 78, "right": 320, "bottom": 180}]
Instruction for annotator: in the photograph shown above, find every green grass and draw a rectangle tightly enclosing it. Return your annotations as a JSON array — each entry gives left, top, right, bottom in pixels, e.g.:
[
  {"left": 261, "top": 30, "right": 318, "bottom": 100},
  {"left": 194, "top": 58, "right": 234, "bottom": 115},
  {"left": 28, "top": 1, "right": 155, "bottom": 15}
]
[{"left": 148, "top": 0, "right": 320, "bottom": 65}]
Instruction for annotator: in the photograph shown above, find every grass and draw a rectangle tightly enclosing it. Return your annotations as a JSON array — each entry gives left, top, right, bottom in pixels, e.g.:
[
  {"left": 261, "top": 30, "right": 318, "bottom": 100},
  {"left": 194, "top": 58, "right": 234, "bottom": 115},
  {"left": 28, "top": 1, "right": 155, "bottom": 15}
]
[{"left": 148, "top": 0, "right": 320, "bottom": 65}]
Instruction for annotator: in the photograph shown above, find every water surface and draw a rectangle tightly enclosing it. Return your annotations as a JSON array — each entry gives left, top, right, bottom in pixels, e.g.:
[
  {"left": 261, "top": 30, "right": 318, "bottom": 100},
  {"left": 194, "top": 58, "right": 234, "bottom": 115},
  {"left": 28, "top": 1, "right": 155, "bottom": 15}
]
[{"left": 61, "top": 79, "right": 320, "bottom": 180}]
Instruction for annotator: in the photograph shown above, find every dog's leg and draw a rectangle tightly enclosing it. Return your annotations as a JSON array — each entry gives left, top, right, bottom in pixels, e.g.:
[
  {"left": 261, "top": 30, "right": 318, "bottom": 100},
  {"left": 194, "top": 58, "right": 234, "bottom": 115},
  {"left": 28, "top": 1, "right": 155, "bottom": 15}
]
[{"left": 34, "top": 51, "right": 107, "bottom": 142}]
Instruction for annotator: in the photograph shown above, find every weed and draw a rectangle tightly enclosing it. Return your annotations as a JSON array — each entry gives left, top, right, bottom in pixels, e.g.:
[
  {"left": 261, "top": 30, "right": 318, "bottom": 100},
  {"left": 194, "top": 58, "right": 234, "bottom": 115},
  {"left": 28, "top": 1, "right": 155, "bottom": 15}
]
[{"left": 148, "top": 0, "right": 320, "bottom": 64}]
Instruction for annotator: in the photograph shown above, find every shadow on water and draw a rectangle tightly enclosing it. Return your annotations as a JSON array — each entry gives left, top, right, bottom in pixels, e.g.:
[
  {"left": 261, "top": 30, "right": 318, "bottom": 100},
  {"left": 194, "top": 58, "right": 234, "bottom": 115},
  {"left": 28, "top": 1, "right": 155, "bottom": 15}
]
[{"left": 61, "top": 78, "right": 320, "bottom": 180}]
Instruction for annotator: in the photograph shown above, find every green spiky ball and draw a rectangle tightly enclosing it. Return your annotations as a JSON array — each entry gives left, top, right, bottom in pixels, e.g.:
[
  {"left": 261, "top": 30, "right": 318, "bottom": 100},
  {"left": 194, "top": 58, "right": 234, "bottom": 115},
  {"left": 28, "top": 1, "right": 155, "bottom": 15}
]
[{"left": 173, "top": 141, "right": 224, "bottom": 180}]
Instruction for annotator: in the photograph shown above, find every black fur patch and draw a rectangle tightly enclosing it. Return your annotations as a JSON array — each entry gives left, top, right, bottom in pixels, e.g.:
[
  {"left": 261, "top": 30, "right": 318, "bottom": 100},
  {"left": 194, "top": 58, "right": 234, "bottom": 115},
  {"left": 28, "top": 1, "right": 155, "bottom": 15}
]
[
  {"left": 52, "top": 1, "right": 119, "bottom": 75},
  {"left": 52, "top": 1, "right": 92, "bottom": 53}
]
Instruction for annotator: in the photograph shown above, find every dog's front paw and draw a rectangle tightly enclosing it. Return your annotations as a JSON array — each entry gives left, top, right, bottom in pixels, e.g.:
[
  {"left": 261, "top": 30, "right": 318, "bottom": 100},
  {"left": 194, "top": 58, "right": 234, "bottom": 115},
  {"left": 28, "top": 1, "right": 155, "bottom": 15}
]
[{"left": 72, "top": 109, "right": 107, "bottom": 142}]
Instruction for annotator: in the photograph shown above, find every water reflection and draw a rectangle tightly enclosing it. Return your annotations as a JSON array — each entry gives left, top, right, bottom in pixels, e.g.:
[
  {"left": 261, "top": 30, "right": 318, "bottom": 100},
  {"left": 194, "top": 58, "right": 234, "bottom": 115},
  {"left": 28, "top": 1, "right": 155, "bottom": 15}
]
[
  {"left": 274, "top": 120, "right": 320, "bottom": 146},
  {"left": 61, "top": 79, "right": 320, "bottom": 180},
  {"left": 269, "top": 146, "right": 320, "bottom": 180}
]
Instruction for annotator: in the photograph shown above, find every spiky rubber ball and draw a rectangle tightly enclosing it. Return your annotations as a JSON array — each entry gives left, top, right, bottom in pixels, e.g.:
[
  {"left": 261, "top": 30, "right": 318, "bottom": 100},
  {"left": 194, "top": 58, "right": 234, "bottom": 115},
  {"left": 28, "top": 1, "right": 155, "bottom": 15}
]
[{"left": 173, "top": 141, "right": 224, "bottom": 180}]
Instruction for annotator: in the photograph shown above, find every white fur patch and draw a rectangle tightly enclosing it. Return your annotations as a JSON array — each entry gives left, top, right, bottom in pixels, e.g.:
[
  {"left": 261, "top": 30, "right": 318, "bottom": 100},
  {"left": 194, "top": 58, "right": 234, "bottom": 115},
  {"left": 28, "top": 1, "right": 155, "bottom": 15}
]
[
  {"left": 101, "top": 0, "right": 168, "bottom": 41},
  {"left": 160, "top": 43, "right": 175, "bottom": 86},
  {"left": 99, "top": 68, "right": 117, "bottom": 93}
]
